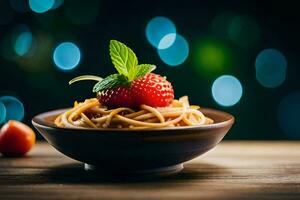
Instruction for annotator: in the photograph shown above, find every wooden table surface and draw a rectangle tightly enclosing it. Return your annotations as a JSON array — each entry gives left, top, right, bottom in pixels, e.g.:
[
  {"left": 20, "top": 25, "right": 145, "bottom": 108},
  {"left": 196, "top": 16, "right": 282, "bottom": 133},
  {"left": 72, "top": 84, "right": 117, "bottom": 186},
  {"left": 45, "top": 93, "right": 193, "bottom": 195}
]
[{"left": 0, "top": 141, "right": 299, "bottom": 200}]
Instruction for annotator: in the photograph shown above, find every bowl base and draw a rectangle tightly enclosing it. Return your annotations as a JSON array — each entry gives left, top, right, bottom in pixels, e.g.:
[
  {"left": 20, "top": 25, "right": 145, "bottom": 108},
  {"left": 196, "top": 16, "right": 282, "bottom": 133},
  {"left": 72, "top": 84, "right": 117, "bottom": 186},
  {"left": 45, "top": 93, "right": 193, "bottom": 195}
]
[{"left": 84, "top": 163, "right": 184, "bottom": 176}]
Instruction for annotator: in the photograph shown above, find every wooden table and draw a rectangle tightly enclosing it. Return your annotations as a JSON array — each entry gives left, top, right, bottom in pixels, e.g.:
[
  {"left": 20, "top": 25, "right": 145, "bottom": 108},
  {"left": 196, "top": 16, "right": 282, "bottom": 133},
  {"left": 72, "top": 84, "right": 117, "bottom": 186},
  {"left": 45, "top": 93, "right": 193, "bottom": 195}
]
[{"left": 0, "top": 141, "right": 299, "bottom": 200}]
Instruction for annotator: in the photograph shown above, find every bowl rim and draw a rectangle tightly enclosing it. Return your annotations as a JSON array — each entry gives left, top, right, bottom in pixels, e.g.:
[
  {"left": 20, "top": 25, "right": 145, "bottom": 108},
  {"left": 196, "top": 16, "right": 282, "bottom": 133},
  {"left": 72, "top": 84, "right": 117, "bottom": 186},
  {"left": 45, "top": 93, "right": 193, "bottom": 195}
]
[{"left": 32, "top": 107, "right": 235, "bottom": 133}]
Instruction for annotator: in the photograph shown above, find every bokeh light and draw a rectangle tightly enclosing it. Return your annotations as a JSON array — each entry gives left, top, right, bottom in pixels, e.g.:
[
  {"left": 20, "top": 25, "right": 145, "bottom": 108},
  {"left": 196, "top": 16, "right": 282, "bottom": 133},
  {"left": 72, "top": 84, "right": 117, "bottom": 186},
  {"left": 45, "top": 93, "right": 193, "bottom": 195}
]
[
  {"left": 65, "top": 0, "right": 100, "bottom": 25},
  {"left": 146, "top": 16, "right": 176, "bottom": 49},
  {"left": 228, "top": 15, "right": 260, "bottom": 47},
  {"left": 0, "top": 102, "right": 6, "bottom": 124},
  {"left": 29, "top": 0, "right": 54, "bottom": 13},
  {"left": 0, "top": 96, "right": 24, "bottom": 122},
  {"left": 51, "top": 0, "right": 64, "bottom": 9},
  {"left": 14, "top": 31, "right": 33, "bottom": 56},
  {"left": 15, "top": 31, "right": 54, "bottom": 73},
  {"left": 278, "top": 91, "right": 300, "bottom": 139},
  {"left": 158, "top": 34, "right": 189, "bottom": 66},
  {"left": 9, "top": 0, "right": 29, "bottom": 13},
  {"left": 158, "top": 33, "right": 177, "bottom": 50},
  {"left": 255, "top": 49, "right": 287, "bottom": 88},
  {"left": 53, "top": 42, "right": 81, "bottom": 71},
  {"left": 194, "top": 39, "right": 233, "bottom": 75},
  {"left": 212, "top": 75, "right": 243, "bottom": 107},
  {"left": 1, "top": 24, "right": 33, "bottom": 61},
  {"left": 212, "top": 11, "right": 235, "bottom": 39}
]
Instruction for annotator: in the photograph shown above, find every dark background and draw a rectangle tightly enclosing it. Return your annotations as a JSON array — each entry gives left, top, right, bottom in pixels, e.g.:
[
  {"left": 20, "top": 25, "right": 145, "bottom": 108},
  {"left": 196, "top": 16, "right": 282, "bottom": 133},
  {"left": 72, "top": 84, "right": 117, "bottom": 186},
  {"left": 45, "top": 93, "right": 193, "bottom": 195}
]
[{"left": 0, "top": 0, "right": 299, "bottom": 139}]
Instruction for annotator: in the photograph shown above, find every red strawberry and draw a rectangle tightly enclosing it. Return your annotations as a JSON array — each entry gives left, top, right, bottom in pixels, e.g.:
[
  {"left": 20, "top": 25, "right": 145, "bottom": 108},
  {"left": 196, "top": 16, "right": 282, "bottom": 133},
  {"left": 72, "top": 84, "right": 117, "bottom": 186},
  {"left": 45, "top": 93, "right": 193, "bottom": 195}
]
[
  {"left": 132, "top": 73, "right": 174, "bottom": 107},
  {"left": 97, "top": 73, "right": 174, "bottom": 108},
  {"left": 70, "top": 40, "right": 175, "bottom": 108},
  {"left": 97, "top": 86, "right": 136, "bottom": 108}
]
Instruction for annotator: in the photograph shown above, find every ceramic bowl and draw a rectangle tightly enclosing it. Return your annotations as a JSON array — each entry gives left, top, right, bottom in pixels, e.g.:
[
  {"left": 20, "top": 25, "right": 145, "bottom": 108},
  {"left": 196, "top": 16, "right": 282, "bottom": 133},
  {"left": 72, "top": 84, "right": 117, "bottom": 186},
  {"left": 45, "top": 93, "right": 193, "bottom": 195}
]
[{"left": 32, "top": 108, "right": 234, "bottom": 175}]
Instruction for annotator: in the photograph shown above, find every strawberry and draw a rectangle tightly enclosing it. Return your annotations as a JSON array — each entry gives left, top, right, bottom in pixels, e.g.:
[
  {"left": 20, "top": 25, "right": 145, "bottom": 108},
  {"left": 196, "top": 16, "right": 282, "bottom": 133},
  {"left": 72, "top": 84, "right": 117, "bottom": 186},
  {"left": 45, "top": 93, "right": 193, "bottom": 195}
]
[
  {"left": 97, "top": 73, "right": 174, "bottom": 108},
  {"left": 69, "top": 40, "right": 174, "bottom": 108},
  {"left": 97, "top": 86, "right": 136, "bottom": 108},
  {"left": 131, "top": 73, "right": 174, "bottom": 107}
]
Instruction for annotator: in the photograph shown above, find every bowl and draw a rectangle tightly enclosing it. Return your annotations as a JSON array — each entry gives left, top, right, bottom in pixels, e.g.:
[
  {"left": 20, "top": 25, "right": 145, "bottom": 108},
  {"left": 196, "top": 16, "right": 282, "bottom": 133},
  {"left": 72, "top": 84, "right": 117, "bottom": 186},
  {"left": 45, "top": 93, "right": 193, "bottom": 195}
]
[{"left": 32, "top": 108, "right": 234, "bottom": 175}]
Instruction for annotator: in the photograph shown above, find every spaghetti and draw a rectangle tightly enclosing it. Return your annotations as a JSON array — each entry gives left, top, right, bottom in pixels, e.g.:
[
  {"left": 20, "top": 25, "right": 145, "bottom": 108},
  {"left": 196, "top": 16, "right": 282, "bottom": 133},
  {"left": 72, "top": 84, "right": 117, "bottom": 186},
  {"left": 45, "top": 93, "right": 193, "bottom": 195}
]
[{"left": 55, "top": 96, "right": 213, "bottom": 129}]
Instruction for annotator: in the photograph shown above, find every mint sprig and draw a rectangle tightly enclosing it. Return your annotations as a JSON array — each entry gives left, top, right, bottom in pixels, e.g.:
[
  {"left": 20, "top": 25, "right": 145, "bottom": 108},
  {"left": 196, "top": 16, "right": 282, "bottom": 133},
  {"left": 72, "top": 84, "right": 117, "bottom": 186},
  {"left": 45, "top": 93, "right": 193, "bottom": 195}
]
[
  {"left": 94, "top": 40, "right": 155, "bottom": 92},
  {"left": 69, "top": 40, "right": 156, "bottom": 93},
  {"left": 109, "top": 40, "right": 138, "bottom": 80}
]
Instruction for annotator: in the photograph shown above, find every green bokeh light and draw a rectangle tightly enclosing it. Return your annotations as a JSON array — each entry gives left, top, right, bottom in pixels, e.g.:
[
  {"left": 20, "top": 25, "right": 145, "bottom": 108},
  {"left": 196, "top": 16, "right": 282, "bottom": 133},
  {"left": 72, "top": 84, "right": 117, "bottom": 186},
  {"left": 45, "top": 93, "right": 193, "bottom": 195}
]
[
  {"left": 212, "top": 11, "right": 235, "bottom": 39},
  {"left": 228, "top": 15, "right": 260, "bottom": 47},
  {"left": 193, "top": 39, "right": 233, "bottom": 76}
]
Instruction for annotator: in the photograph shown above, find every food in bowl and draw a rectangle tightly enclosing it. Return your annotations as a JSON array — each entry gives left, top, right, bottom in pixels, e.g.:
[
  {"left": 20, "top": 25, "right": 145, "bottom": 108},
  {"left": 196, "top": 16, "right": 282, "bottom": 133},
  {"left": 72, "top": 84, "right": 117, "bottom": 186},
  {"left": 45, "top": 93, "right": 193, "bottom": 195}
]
[{"left": 55, "top": 40, "right": 213, "bottom": 129}]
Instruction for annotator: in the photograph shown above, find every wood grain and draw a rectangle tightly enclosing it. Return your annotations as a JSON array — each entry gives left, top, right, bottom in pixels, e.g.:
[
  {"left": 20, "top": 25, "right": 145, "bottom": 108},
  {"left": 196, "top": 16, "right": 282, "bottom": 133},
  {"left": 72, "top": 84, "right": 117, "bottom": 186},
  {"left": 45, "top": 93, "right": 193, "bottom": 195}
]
[{"left": 0, "top": 141, "right": 299, "bottom": 200}]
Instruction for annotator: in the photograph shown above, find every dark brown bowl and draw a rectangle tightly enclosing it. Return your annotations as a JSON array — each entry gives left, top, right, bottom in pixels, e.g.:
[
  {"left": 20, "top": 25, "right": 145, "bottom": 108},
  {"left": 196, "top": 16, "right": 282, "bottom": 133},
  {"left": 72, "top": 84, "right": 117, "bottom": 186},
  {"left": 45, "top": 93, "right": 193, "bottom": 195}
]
[{"left": 32, "top": 108, "right": 234, "bottom": 175}]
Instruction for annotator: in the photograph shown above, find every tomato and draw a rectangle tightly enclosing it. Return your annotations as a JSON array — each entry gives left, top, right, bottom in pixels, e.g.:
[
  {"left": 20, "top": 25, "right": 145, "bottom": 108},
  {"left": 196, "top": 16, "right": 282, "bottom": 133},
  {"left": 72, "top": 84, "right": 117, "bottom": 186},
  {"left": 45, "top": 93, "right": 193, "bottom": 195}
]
[{"left": 0, "top": 120, "right": 36, "bottom": 157}]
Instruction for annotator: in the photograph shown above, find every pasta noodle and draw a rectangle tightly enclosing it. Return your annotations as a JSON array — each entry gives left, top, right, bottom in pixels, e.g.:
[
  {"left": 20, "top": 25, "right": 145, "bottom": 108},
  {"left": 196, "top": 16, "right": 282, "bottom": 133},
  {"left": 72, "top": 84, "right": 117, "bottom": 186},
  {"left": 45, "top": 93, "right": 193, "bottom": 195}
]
[{"left": 55, "top": 96, "right": 213, "bottom": 129}]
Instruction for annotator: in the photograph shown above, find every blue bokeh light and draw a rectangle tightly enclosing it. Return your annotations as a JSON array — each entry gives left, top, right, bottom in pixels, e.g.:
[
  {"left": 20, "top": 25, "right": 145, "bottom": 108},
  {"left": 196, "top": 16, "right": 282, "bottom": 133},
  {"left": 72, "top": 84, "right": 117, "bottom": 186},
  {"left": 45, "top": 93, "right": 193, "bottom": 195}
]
[
  {"left": 14, "top": 31, "right": 33, "bottom": 56},
  {"left": 0, "top": 102, "right": 6, "bottom": 124},
  {"left": 53, "top": 42, "right": 81, "bottom": 71},
  {"left": 146, "top": 17, "right": 176, "bottom": 49},
  {"left": 29, "top": 0, "right": 54, "bottom": 13},
  {"left": 255, "top": 49, "right": 287, "bottom": 88},
  {"left": 158, "top": 33, "right": 176, "bottom": 50},
  {"left": 51, "top": 0, "right": 64, "bottom": 9},
  {"left": 278, "top": 91, "right": 300, "bottom": 139},
  {"left": 212, "top": 75, "right": 243, "bottom": 107},
  {"left": 158, "top": 34, "right": 189, "bottom": 66},
  {"left": 0, "top": 96, "right": 24, "bottom": 122}
]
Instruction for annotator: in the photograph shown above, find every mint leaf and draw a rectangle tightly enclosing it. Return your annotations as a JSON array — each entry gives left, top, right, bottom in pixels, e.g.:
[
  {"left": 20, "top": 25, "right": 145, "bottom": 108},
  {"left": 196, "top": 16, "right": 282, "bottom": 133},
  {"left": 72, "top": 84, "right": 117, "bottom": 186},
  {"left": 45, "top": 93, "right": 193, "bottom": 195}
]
[
  {"left": 134, "top": 64, "right": 156, "bottom": 79},
  {"left": 109, "top": 40, "right": 138, "bottom": 79},
  {"left": 93, "top": 74, "right": 128, "bottom": 93}
]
